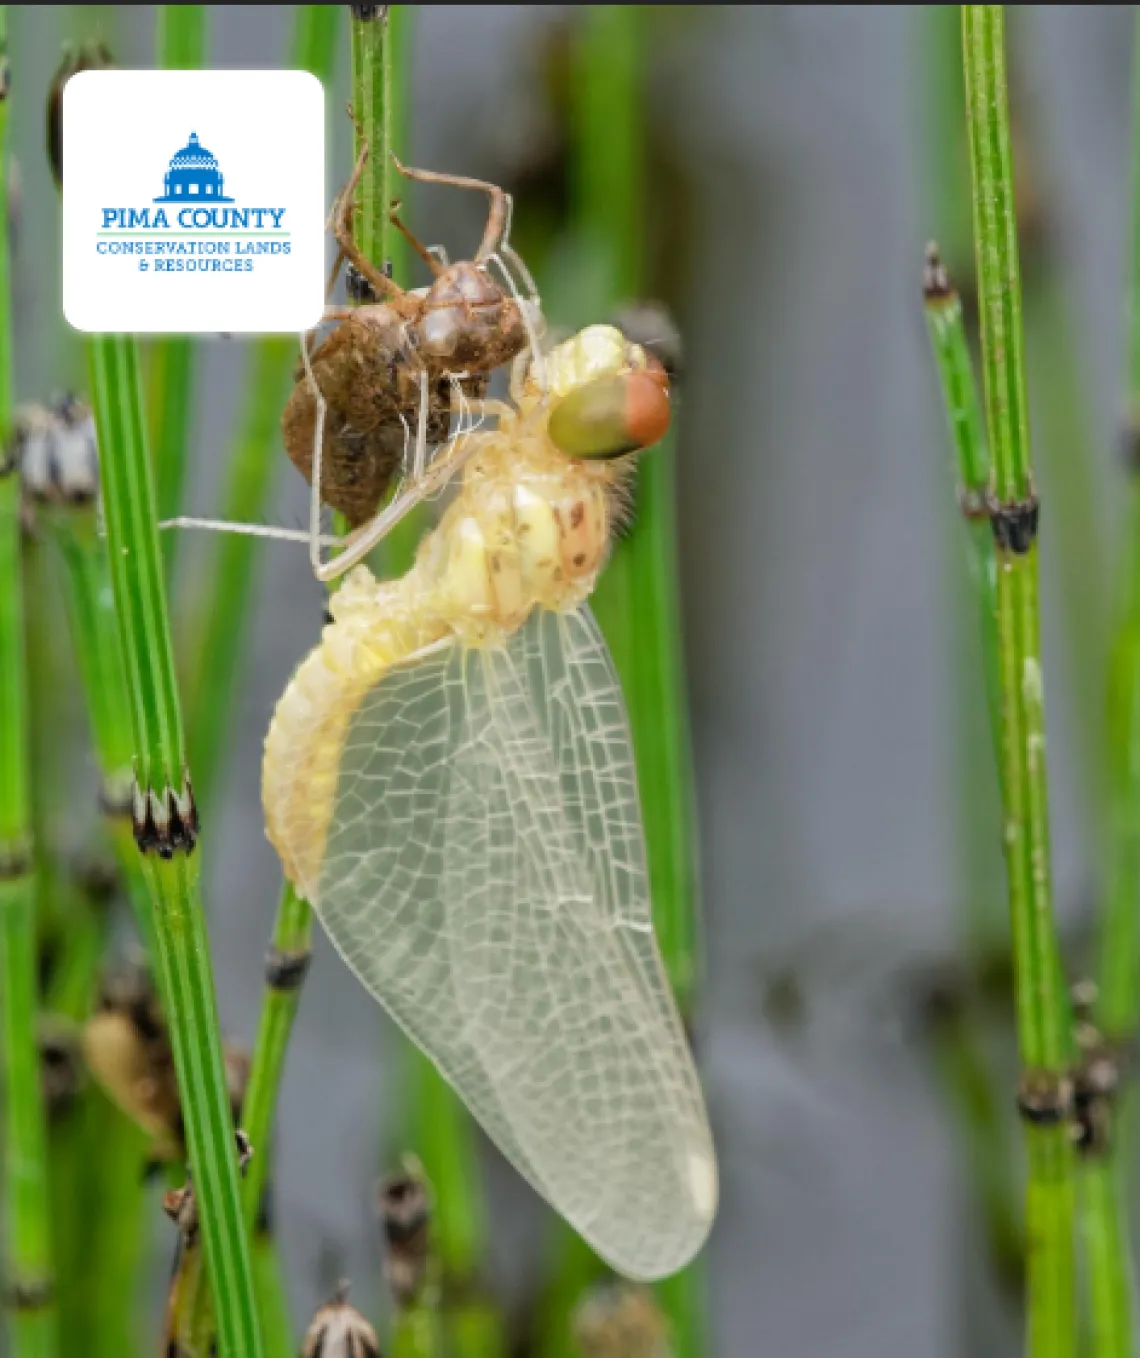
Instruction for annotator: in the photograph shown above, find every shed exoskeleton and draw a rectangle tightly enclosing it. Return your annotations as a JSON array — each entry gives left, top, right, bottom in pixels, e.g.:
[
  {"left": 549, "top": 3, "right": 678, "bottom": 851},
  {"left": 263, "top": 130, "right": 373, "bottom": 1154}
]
[{"left": 281, "top": 145, "right": 541, "bottom": 528}]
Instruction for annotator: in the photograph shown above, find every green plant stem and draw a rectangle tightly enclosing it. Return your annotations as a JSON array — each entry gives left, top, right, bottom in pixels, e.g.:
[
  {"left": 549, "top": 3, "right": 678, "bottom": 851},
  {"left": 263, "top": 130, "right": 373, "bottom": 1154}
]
[
  {"left": 923, "top": 253, "right": 1027, "bottom": 1293},
  {"left": 961, "top": 10, "right": 1075, "bottom": 1357},
  {"left": 573, "top": 2, "right": 699, "bottom": 1027},
  {"left": 186, "top": 338, "right": 294, "bottom": 808},
  {"left": 536, "top": 9, "right": 704, "bottom": 1351},
  {"left": 39, "top": 499, "right": 153, "bottom": 940},
  {"left": 1082, "top": 15, "right": 1140, "bottom": 1358},
  {"left": 349, "top": 4, "right": 395, "bottom": 271},
  {"left": 1099, "top": 8, "right": 1140, "bottom": 1100},
  {"left": 240, "top": 881, "right": 311, "bottom": 1237},
  {"left": 391, "top": 1304, "right": 444, "bottom": 1358},
  {"left": 187, "top": 16, "right": 341, "bottom": 1352},
  {"left": 86, "top": 333, "right": 262, "bottom": 1358},
  {"left": 148, "top": 5, "right": 206, "bottom": 572},
  {"left": 187, "top": 4, "right": 341, "bottom": 811},
  {"left": 350, "top": 3, "right": 422, "bottom": 577},
  {"left": 34, "top": 494, "right": 154, "bottom": 1358},
  {"left": 251, "top": 1229, "right": 293, "bottom": 1358},
  {"left": 0, "top": 8, "right": 59, "bottom": 1348},
  {"left": 349, "top": 14, "right": 476, "bottom": 1355},
  {"left": 923, "top": 256, "right": 1000, "bottom": 762}
]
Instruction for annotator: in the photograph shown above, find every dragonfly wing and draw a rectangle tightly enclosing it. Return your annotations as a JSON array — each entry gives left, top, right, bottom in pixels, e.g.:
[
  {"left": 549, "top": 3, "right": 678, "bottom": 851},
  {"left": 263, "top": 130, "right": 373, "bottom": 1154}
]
[{"left": 316, "top": 609, "right": 716, "bottom": 1280}]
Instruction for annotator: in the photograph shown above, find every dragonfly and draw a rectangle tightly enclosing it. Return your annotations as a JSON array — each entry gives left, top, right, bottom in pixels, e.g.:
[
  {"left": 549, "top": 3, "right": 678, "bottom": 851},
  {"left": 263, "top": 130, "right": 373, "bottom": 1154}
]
[{"left": 260, "top": 320, "right": 718, "bottom": 1281}]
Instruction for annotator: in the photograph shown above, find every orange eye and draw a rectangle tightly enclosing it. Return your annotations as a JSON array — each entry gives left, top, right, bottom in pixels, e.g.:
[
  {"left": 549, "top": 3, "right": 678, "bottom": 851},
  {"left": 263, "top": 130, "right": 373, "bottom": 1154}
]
[{"left": 548, "top": 371, "right": 671, "bottom": 460}]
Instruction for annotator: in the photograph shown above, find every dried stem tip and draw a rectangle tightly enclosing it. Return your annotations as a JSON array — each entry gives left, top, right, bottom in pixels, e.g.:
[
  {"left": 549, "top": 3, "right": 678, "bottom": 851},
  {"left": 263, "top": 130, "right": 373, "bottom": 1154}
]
[
  {"left": 15, "top": 396, "right": 100, "bottom": 506},
  {"left": 377, "top": 1166, "right": 430, "bottom": 1308},
  {"left": 301, "top": 1283, "right": 381, "bottom": 1358},
  {"left": 922, "top": 241, "right": 954, "bottom": 302}
]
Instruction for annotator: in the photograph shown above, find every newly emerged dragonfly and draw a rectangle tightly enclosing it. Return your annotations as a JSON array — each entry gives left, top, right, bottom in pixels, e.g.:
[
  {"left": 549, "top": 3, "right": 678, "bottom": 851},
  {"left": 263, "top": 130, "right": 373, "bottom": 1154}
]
[{"left": 262, "top": 322, "right": 718, "bottom": 1280}]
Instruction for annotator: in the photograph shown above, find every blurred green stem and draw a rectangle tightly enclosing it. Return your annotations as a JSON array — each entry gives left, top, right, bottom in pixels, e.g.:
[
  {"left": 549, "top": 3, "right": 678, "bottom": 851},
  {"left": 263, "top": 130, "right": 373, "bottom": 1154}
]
[
  {"left": 0, "top": 7, "right": 59, "bottom": 1348},
  {"left": 350, "top": 11, "right": 485, "bottom": 1355},
  {"left": 187, "top": 3, "right": 339, "bottom": 811},
  {"left": 38, "top": 492, "right": 153, "bottom": 943},
  {"left": 149, "top": 5, "right": 207, "bottom": 574},
  {"left": 961, "top": 10, "right": 1075, "bottom": 1358},
  {"left": 1084, "top": 13, "right": 1140, "bottom": 1358},
  {"left": 537, "top": 10, "right": 708, "bottom": 1358}
]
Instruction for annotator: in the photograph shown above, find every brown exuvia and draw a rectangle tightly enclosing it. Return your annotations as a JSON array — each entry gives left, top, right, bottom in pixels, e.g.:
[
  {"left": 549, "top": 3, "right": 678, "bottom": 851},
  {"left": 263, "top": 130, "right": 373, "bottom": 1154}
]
[{"left": 282, "top": 147, "right": 535, "bottom": 528}]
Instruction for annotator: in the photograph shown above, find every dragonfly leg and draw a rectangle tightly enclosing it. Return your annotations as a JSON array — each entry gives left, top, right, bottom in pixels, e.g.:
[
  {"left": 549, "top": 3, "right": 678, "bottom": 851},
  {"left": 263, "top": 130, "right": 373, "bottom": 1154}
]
[
  {"left": 485, "top": 250, "right": 547, "bottom": 392},
  {"left": 389, "top": 204, "right": 443, "bottom": 278},
  {"left": 159, "top": 517, "right": 342, "bottom": 548}
]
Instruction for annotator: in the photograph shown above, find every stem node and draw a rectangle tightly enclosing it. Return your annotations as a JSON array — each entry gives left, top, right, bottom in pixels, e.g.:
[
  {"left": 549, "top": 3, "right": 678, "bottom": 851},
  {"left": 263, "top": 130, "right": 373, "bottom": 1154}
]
[
  {"left": 263, "top": 946, "right": 312, "bottom": 991},
  {"left": 130, "top": 772, "right": 199, "bottom": 858},
  {"left": 1016, "top": 1069, "right": 1073, "bottom": 1127},
  {"left": 988, "top": 492, "right": 1040, "bottom": 554}
]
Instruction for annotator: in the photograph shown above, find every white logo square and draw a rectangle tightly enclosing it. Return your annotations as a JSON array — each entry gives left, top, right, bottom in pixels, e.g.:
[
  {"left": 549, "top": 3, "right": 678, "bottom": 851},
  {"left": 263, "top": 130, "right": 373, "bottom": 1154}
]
[{"left": 63, "top": 70, "right": 325, "bottom": 333}]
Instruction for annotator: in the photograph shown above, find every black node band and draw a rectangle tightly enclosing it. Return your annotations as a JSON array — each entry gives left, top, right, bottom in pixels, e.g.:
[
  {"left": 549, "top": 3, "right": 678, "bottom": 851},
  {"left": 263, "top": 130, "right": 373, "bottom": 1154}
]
[
  {"left": 989, "top": 493, "right": 1040, "bottom": 555},
  {"left": 133, "top": 779, "right": 200, "bottom": 858},
  {"left": 265, "top": 946, "right": 312, "bottom": 991}
]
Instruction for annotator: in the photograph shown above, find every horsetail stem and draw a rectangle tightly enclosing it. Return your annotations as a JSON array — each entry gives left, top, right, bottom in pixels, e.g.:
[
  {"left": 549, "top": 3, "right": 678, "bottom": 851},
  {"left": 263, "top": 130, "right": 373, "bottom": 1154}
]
[
  {"left": 34, "top": 461, "right": 153, "bottom": 946},
  {"left": 148, "top": 5, "right": 206, "bottom": 577},
  {"left": 1080, "top": 14, "right": 1140, "bottom": 1358},
  {"left": 528, "top": 9, "right": 710, "bottom": 1356},
  {"left": 961, "top": 10, "right": 1076, "bottom": 1357},
  {"left": 86, "top": 330, "right": 263, "bottom": 1358},
  {"left": 187, "top": 3, "right": 339, "bottom": 812},
  {"left": 0, "top": 11, "right": 59, "bottom": 1351},
  {"left": 922, "top": 245, "right": 1026, "bottom": 1290},
  {"left": 348, "top": 10, "right": 493, "bottom": 1354}
]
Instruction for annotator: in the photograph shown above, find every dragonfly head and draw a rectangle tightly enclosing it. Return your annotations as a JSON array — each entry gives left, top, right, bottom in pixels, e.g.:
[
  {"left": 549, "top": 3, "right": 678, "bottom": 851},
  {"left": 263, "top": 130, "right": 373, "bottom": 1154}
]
[{"left": 536, "top": 323, "right": 673, "bottom": 461}]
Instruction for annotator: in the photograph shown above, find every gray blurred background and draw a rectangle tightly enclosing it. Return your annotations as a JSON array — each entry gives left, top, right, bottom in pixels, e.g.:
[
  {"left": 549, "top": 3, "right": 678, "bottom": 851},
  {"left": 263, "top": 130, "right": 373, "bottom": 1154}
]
[{"left": 10, "top": 6, "right": 1137, "bottom": 1355}]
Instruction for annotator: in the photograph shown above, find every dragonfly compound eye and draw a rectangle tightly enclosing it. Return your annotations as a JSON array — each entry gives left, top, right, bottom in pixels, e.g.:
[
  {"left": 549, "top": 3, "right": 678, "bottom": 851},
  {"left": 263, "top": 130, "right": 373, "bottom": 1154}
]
[{"left": 548, "top": 368, "right": 671, "bottom": 460}]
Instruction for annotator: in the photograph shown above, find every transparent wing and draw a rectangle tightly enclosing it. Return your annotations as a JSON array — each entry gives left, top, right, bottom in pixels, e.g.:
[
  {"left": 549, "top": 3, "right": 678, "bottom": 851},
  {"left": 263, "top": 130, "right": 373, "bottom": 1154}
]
[{"left": 314, "top": 606, "right": 717, "bottom": 1280}]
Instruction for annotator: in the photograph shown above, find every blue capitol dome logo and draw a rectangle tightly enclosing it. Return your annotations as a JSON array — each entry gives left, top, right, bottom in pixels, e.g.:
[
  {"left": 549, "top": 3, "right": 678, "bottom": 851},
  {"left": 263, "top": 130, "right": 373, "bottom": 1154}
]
[{"left": 153, "top": 131, "right": 233, "bottom": 204}]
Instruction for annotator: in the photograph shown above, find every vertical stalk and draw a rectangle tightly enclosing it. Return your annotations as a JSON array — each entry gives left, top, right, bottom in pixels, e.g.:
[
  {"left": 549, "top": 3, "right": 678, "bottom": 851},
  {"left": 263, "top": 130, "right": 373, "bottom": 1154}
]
[
  {"left": 1100, "top": 3, "right": 1140, "bottom": 1083},
  {"left": 923, "top": 251, "right": 999, "bottom": 758},
  {"left": 86, "top": 334, "right": 263, "bottom": 1358},
  {"left": 37, "top": 485, "right": 152, "bottom": 943},
  {"left": 961, "top": 10, "right": 1075, "bottom": 1358},
  {"left": 0, "top": 8, "right": 59, "bottom": 1351},
  {"left": 350, "top": 3, "right": 395, "bottom": 274},
  {"left": 349, "top": 12, "right": 493, "bottom": 1355},
  {"left": 149, "top": 5, "right": 207, "bottom": 571},
  {"left": 922, "top": 248, "right": 1024, "bottom": 1291},
  {"left": 1084, "top": 13, "right": 1140, "bottom": 1358},
  {"left": 535, "top": 9, "right": 707, "bottom": 1356},
  {"left": 349, "top": 3, "right": 421, "bottom": 576},
  {"left": 187, "top": 4, "right": 340, "bottom": 811},
  {"left": 30, "top": 438, "right": 155, "bottom": 1358},
  {"left": 190, "top": 15, "right": 338, "bottom": 1353},
  {"left": 240, "top": 882, "right": 312, "bottom": 1238}
]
